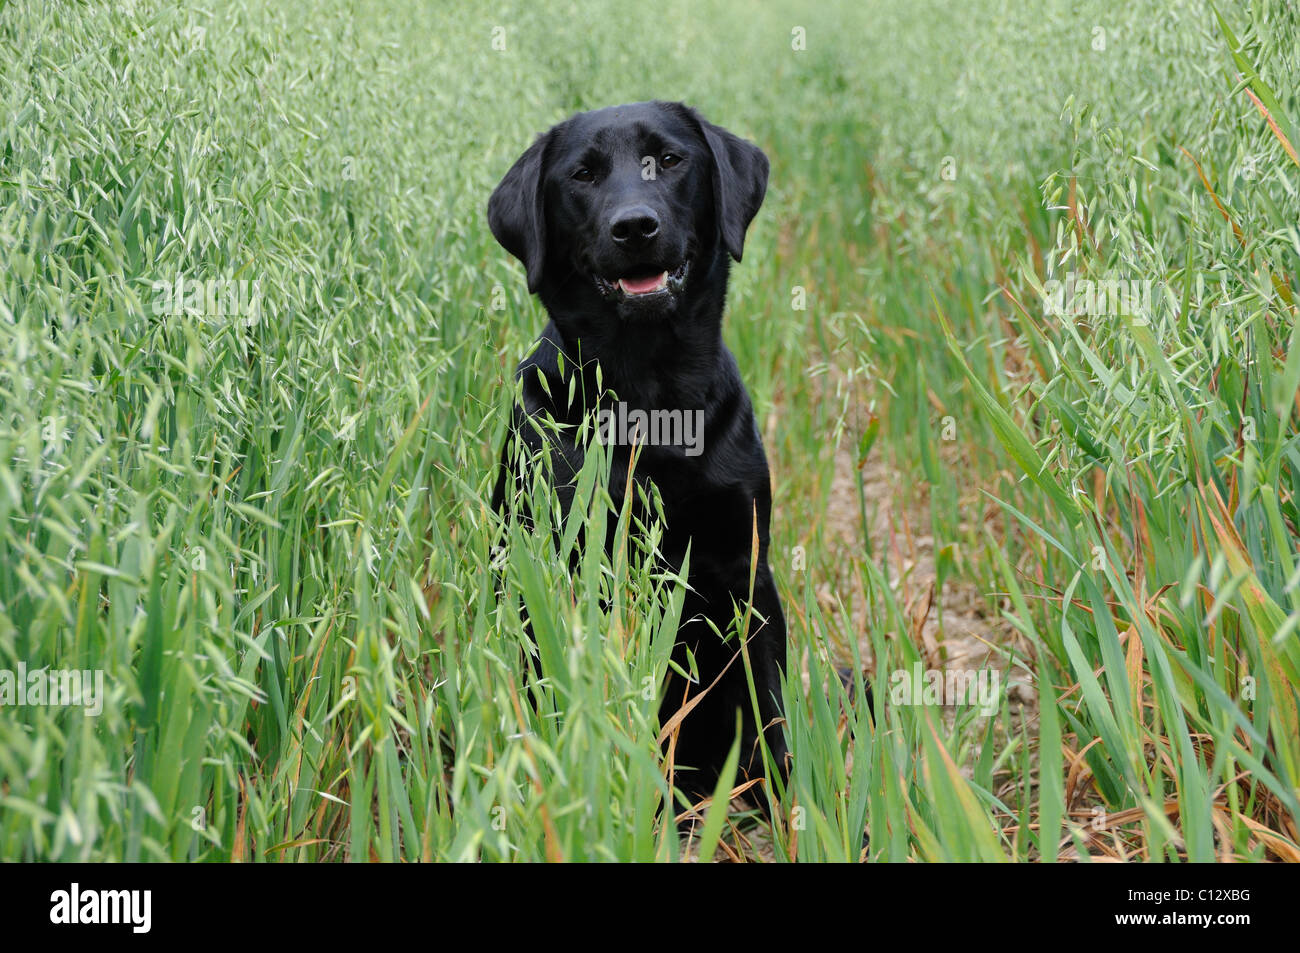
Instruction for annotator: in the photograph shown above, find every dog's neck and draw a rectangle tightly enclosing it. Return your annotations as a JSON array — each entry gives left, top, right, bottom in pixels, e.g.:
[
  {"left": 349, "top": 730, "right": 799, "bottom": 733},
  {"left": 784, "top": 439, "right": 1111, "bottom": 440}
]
[{"left": 541, "top": 254, "right": 736, "bottom": 412}]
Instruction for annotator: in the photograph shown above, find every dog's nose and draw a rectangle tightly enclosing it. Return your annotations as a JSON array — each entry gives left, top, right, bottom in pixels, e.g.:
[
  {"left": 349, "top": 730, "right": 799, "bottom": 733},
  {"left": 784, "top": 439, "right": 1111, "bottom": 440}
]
[{"left": 609, "top": 205, "right": 660, "bottom": 247}]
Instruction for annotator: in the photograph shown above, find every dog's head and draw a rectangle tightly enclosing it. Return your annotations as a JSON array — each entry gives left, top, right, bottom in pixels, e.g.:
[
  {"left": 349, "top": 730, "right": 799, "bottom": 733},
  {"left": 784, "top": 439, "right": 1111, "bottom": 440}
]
[{"left": 488, "top": 101, "right": 768, "bottom": 320}]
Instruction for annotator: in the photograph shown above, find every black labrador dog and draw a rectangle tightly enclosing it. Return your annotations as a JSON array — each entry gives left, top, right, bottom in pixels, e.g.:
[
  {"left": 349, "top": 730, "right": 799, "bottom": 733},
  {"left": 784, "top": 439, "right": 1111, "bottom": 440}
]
[{"left": 487, "top": 101, "right": 786, "bottom": 807}]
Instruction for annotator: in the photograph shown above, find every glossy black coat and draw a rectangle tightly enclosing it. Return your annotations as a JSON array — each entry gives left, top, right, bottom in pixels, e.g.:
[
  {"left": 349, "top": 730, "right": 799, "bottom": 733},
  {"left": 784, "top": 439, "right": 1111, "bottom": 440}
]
[{"left": 488, "top": 101, "right": 787, "bottom": 802}]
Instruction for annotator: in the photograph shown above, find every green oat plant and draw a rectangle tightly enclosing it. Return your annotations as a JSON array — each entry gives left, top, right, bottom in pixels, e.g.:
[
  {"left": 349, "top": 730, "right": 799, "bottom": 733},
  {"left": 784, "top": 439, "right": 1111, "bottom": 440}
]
[
  {"left": 1, "top": 0, "right": 1298, "bottom": 860},
  {"left": 930, "top": 3, "right": 1300, "bottom": 858}
]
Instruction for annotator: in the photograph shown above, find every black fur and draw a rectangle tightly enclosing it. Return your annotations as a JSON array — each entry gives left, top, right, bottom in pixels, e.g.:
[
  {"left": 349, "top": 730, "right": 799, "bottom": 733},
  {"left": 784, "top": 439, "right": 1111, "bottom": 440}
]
[{"left": 488, "top": 101, "right": 786, "bottom": 805}]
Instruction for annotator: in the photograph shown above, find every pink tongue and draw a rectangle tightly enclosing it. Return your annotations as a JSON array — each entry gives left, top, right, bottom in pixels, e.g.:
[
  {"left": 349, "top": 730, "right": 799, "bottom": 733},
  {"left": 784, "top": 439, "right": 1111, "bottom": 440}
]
[{"left": 620, "top": 272, "right": 667, "bottom": 295}]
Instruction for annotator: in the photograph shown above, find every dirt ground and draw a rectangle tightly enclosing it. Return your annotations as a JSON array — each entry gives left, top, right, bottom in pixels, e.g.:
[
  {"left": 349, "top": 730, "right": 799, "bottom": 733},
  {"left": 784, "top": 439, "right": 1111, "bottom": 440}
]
[
  {"left": 692, "top": 425, "right": 1037, "bottom": 861},
  {"left": 820, "top": 441, "right": 1031, "bottom": 705}
]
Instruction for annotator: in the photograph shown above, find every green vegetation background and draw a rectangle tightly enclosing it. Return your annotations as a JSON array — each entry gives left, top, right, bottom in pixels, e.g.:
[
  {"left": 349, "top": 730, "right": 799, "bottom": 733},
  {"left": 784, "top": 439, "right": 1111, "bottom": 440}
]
[{"left": 1, "top": 0, "right": 1297, "bottom": 861}]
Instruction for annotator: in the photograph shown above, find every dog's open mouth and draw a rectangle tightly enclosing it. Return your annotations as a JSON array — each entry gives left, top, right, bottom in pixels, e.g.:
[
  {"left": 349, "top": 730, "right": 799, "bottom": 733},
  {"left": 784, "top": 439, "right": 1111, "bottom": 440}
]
[{"left": 593, "top": 259, "right": 690, "bottom": 302}]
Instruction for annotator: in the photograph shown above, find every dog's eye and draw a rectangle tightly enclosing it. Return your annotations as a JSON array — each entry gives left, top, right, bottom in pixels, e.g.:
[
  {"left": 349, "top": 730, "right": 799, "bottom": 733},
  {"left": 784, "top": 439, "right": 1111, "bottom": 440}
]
[
  {"left": 572, "top": 167, "right": 595, "bottom": 182},
  {"left": 661, "top": 153, "right": 683, "bottom": 169}
]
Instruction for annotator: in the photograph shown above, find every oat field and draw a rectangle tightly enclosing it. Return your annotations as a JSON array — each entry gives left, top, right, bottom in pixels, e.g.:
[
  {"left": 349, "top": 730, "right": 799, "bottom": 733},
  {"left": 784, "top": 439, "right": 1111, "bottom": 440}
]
[{"left": 1, "top": 0, "right": 1298, "bottom": 861}]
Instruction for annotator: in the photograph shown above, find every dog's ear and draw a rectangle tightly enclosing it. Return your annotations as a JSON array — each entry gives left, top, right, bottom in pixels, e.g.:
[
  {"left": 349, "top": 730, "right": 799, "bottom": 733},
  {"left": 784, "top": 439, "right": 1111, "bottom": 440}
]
[
  {"left": 488, "top": 132, "right": 550, "bottom": 293},
  {"left": 694, "top": 111, "right": 769, "bottom": 262}
]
